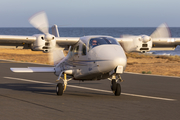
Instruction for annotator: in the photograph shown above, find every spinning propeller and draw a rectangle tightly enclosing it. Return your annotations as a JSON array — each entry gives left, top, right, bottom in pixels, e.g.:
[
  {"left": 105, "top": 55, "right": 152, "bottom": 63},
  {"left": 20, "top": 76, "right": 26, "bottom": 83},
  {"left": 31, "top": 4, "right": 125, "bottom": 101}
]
[
  {"left": 121, "top": 23, "right": 171, "bottom": 43},
  {"left": 150, "top": 23, "right": 171, "bottom": 38},
  {"left": 29, "top": 11, "right": 64, "bottom": 65},
  {"left": 29, "top": 11, "right": 55, "bottom": 41}
]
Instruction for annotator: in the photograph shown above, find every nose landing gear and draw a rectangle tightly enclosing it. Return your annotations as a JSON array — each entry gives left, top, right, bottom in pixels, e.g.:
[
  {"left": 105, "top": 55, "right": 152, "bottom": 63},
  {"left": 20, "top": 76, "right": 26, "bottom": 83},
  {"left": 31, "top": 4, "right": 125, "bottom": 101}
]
[
  {"left": 56, "top": 73, "right": 72, "bottom": 96},
  {"left": 110, "top": 74, "right": 122, "bottom": 96}
]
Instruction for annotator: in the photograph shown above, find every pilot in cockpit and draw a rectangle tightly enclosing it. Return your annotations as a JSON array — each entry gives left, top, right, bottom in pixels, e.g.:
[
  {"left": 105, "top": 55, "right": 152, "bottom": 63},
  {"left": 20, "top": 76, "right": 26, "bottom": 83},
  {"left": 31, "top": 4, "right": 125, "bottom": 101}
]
[{"left": 91, "top": 39, "right": 98, "bottom": 48}]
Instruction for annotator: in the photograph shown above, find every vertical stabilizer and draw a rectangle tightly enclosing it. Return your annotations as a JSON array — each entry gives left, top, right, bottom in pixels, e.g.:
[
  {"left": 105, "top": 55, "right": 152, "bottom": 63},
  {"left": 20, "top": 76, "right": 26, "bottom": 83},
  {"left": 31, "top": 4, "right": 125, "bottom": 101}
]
[{"left": 52, "top": 24, "right": 60, "bottom": 37}]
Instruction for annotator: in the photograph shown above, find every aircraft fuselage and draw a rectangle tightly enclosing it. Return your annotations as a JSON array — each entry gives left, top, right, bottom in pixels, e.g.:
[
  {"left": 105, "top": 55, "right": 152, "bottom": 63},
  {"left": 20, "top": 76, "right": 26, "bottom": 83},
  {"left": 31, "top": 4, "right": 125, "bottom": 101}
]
[{"left": 56, "top": 36, "right": 127, "bottom": 81}]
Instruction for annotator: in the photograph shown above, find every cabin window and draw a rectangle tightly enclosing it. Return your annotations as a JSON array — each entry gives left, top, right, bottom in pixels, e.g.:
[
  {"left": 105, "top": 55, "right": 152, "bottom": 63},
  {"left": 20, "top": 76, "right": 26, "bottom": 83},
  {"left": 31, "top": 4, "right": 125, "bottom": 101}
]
[
  {"left": 82, "top": 44, "right": 86, "bottom": 55},
  {"left": 73, "top": 45, "right": 79, "bottom": 55},
  {"left": 89, "top": 37, "right": 119, "bottom": 49},
  {"left": 70, "top": 46, "right": 73, "bottom": 52}
]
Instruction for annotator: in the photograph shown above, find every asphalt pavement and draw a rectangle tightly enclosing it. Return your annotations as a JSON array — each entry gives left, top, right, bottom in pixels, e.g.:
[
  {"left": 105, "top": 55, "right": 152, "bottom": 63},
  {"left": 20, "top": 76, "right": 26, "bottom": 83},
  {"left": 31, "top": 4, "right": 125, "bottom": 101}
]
[{"left": 0, "top": 60, "right": 180, "bottom": 120}]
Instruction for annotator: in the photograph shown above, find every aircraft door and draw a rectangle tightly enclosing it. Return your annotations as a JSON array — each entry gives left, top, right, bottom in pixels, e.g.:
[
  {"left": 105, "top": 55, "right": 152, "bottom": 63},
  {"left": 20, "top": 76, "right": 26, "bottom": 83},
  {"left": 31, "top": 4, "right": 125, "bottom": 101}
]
[
  {"left": 76, "top": 43, "right": 89, "bottom": 76},
  {"left": 73, "top": 45, "right": 80, "bottom": 61}
]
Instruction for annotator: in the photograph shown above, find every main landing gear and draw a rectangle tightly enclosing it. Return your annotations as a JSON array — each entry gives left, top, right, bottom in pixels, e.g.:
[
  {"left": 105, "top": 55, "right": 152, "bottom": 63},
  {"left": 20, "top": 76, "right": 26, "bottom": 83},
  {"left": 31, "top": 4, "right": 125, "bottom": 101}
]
[
  {"left": 56, "top": 72, "right": 72, "bottom": 96},
  {"left": 110, "top": 74, "right": 123, "bottom": 96}
]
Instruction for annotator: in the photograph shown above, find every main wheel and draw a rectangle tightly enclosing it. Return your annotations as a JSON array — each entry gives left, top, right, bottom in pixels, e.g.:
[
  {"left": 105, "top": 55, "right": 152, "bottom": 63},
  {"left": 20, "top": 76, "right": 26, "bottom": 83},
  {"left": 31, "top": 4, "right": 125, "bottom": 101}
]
[
  {"left": 56, "top": 83, "right": 64, "bottom": 96},
  {"left": 111, "top": 79, "right": 116, "bottom": 91},
  {"left": 114, "top": 83, "right": 121, "bottom": 96}
]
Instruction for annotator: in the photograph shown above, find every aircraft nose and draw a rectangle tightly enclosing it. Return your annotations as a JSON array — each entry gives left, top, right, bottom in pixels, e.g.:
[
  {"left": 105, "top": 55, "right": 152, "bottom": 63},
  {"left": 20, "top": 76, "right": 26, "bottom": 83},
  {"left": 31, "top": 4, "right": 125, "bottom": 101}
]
[
  {"left": 95, "top": 45, "right": 127, "bottom": 73},
  {"left": 113, "top": 56, "right": 127, "bottom": 70}
]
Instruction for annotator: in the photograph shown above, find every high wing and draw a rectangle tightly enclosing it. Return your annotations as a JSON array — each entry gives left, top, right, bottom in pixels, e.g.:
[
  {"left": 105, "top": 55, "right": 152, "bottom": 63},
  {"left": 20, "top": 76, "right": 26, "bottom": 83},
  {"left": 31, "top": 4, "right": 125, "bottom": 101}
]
[
  {"left": 56, "top": 37, "right": 79, "bottom": 46},
  {"left": 0, "top": 35, "right": 36, "bottom": 48},
  {"left": 116, "top": 23, "right": 180, "bottom": 52},
  {"left": 0, "top": 11, "right": 179, "bottom": 53},
  {"left": 0, "top": 34, "right": 79, "bottom": 51},
  {"left": 116, "top": 37, "right": 134, "bottom": 52},
  {"left": 151, "top": 38, "right": 180, "bottom": 50},
  {"left": 116, "top": 37, "right": 180, "bottom": 52},
  {"left": 0, "top": 11, "right": 79, "bottom": 52}
]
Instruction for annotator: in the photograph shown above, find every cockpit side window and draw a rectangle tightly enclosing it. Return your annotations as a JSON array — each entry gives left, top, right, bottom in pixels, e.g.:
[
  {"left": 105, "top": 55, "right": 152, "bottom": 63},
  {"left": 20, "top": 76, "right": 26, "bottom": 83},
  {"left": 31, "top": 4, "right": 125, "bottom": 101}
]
[
  {"left": 89, "top": 37, "right": 119, "bottom": 49},
  {"left": 74, "top": 45, "right": 79, "bottom": 55},
  {"left": 70, "top": 46, "right": 73, "bottom": 52},
  {"left": 82, "top": 44, "right": 86, "bottom": 55}
]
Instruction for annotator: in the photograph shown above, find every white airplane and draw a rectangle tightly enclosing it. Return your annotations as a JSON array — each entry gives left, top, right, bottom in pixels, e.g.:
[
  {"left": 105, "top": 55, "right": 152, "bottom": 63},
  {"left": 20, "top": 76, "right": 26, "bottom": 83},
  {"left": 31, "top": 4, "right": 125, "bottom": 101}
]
[{"left": 8, "top": 11, "right": 180, "bottom": 96}]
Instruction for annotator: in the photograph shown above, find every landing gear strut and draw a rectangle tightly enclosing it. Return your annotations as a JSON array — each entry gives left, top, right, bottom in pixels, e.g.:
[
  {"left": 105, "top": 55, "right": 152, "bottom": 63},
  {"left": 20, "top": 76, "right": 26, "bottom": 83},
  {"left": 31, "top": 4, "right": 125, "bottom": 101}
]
[{"left": 56, "top": 72, "right": 72, "bottom": 96}]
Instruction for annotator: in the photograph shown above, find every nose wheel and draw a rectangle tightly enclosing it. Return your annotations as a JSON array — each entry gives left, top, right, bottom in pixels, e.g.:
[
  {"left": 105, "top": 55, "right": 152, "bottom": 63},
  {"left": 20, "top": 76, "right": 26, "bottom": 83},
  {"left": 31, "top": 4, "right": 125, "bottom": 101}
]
[
  {"left": 110, "top": 74, "right": 122, "bottom": 96},
  {"left": 114, "top": 83, "right": 121, "bottom": 96},
  {"left": 111, "top": 79, "right": 121, "bottom": 96},
  {"left": 111, "top": 79, "right": 117, "bottom": 91}
]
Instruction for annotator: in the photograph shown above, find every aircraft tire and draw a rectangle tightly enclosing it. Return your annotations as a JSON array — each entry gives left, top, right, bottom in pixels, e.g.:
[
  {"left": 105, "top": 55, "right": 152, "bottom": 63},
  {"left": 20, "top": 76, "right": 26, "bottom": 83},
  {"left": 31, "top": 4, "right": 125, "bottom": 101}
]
[
  {"left": 56, "top": 83, "right": 64, "bottom": 96},
  {"left": 111, "top": 79, "right": 116, "bottom": 91},
  {"left": 114, "top": 83, "right": 121, "bottom": 96}
]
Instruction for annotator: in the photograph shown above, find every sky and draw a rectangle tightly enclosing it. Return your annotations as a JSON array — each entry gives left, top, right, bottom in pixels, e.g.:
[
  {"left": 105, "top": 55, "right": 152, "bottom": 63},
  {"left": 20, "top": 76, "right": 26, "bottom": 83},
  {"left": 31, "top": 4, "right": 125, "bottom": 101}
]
[{"left": 0, "top": 0, "right": 180, "bottom": 27}]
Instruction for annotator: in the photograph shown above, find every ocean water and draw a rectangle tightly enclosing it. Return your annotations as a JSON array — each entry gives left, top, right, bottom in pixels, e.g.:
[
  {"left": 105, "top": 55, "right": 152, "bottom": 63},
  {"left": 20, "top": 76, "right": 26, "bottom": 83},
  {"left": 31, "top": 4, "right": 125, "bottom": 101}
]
[{"left": 0, "top": 27, "right": 180, "bottom": 55}]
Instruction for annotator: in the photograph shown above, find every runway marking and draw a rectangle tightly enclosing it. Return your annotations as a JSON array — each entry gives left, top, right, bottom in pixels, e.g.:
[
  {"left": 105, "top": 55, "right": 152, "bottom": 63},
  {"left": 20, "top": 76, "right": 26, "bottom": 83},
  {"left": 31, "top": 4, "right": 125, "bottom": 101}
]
[
  {"left": 124, "top": 71, "right": 180, "bottom": 79},
  {"left": 4, "top": 77, "right": 55, "bottom": 85},
  {"left": 0, "top": 59, "right": 51, "bottom": 66},
  {"left": 4, "top": 76, "right": 176, "bottom": 101}
]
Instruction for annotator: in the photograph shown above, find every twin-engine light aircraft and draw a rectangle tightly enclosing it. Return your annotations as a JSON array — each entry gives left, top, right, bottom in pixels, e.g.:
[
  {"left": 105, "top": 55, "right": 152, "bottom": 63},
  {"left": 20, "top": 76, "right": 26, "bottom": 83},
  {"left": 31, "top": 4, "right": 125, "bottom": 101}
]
[
  {"left": 7, "top": 11, "right": 178, "bottom": 96},
  {"left": 11, "top": 36, "right": 127, "bottom": 96}
]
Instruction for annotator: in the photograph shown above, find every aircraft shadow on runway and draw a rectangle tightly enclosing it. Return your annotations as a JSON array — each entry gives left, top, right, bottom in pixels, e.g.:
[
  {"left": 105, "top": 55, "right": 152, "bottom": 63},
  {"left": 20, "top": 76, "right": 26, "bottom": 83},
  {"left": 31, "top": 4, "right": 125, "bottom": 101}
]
[
  {"left": 0, "top": 83, "right": 55, "bottom": 95},
  {"left": 0, "top": 83, "right": 112, "bottom": 97}
]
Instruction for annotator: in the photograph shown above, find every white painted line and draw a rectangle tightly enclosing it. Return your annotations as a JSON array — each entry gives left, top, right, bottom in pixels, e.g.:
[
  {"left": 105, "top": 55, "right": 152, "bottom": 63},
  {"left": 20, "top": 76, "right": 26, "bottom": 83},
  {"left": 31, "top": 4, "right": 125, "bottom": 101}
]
[
  {"left": 124, "top": 71, "right": 180, "bottom": 79},
  {"left": 4, "top": 76, "right": 176, "bottom": 101},
  {"left": 121, "top": 93, "right": 176, "bottom": 101},
  {"left": 67, "top": 85, "right": 176, "bottom": 101},
  {"left": 4, "top": 77, "right": 55, "bottom": 85},
  {"left": 67, "top": 85, "right": 112, "bottom": 93},
  {"left": 0, "top": 59, "right": 51, "bottom": 66}
]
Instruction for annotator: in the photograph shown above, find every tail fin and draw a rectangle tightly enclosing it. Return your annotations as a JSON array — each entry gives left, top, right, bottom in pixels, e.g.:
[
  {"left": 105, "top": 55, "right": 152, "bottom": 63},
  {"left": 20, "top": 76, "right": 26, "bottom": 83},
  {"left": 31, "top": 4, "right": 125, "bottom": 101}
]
[{"left": 52, "top": 24, "right": 60, "bottom": 37}]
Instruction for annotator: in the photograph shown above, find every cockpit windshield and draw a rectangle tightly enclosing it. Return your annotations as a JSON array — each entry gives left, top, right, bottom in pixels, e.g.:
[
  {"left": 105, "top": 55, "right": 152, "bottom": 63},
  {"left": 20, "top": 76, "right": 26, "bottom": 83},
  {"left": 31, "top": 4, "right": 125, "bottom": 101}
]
[{"left": 89, "top": 37, "right": 119, "bottom": 49}]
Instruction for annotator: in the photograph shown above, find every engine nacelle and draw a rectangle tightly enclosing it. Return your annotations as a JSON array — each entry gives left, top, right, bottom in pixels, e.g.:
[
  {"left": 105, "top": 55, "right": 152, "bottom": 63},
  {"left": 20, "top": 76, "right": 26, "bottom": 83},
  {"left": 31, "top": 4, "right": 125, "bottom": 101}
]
[
  {"left": 31, "top": 34, "right": 45, "bottom": 51},
  {"left": 31, "top": 34, "right": 56, "bottom": 52},
  {"left": 120, "top": 35, "right": 152, "bottom": 53},
  {"left": 43, "top": 49, "right": 51, "bottom": 53}
]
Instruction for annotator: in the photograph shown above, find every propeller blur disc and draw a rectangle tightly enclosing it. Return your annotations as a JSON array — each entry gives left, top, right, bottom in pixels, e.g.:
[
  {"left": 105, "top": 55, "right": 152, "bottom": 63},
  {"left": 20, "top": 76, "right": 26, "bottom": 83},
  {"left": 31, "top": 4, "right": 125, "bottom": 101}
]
[
  {"left": 49, "top": 45, "right": 65, "bottom": 66},
  {"left": 150, "top": 23, "right": 171, "bottom": 38},
  {"left": 29, "top": 11, "right": 49, "bottom": 34}
]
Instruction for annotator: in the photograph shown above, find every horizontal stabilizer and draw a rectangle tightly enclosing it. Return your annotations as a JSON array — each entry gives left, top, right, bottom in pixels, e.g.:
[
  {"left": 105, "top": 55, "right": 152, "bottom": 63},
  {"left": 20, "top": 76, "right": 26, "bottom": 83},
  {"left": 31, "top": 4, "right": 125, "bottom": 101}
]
[{"left": 10, "top": 67, "right": 55, "bottom": 73}]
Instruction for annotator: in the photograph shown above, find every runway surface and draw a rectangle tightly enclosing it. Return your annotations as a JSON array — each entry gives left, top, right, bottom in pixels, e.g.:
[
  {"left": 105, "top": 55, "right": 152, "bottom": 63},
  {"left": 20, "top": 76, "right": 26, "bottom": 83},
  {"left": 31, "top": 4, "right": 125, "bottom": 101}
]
[{"left": 0, "top": 60, "right": 180, "bottom": 120}]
